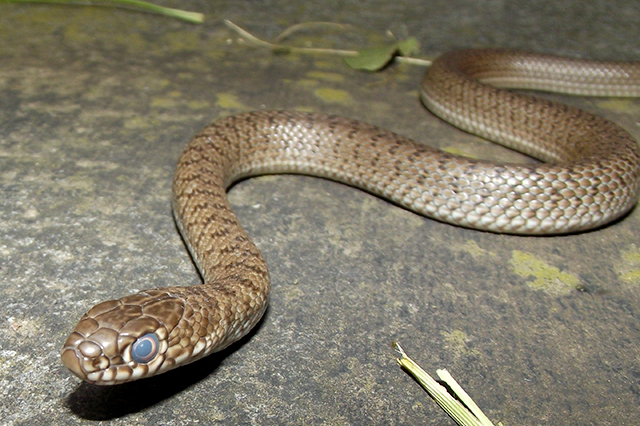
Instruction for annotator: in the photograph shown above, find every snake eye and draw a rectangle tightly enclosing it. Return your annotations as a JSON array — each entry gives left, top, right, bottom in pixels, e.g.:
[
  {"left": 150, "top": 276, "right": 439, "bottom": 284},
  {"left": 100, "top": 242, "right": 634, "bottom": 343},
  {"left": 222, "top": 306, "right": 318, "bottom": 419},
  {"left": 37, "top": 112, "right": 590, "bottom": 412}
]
[{"left": 131, "top": 333, "right": 160, "bottom": 364}]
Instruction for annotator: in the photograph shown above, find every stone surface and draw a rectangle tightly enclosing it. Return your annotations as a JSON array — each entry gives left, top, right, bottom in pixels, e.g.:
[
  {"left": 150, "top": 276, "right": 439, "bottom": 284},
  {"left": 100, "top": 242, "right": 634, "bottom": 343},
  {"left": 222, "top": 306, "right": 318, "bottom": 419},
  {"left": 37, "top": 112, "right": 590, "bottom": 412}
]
[{"left": 1, "top": 1, "right": 640, "bottom": 425}]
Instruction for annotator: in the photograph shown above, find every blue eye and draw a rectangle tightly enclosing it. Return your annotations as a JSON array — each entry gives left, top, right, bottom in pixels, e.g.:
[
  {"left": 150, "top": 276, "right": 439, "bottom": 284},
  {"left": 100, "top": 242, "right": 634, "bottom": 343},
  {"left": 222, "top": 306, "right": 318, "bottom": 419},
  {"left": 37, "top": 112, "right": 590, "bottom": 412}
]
[{"left": 131, "top": 333, "right": 159, "bottom": 364}]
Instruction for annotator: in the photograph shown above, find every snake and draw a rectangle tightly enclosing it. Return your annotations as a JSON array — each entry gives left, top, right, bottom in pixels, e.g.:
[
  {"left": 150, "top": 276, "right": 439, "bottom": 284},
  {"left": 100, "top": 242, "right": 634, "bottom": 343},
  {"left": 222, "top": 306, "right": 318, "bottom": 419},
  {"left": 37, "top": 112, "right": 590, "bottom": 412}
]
[{"left": 61, "top": 48, "right": 640, "bottom": 385}]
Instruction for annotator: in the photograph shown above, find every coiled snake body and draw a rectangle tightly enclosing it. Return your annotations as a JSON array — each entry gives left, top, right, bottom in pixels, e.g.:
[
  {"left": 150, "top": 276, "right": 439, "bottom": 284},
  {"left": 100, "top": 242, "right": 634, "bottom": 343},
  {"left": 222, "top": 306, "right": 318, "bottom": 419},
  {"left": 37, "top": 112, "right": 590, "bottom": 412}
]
[{"left": 61, "top": 49, "right": 640, "bottom": 385}]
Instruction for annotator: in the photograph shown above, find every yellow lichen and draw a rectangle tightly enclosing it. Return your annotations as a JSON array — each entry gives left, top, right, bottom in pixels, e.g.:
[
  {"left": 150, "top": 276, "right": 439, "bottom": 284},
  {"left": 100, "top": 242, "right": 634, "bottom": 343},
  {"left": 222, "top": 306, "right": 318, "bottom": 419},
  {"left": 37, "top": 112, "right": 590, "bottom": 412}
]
[
  {"left": 313, "top": 88, "right": 352, "bottom": 105},
  {"left": 458, "top": 240, "right": 494, "bottom": 259},
  {"left": 150, "top": 96, "right": 179, "bottom": 108},
  {"left": 510, "top": 250, "right": 580, "bottom": 295},
  {"left": 616, "top": 245, "right": 640, "bottom": 285},
  {"left": 186, "top": 100, "right": 211, "bottom": 110},
  {"left": 294, "top": 78, "right": 321, "bottom": 88},
  {"left": 215, "top": 93, "right": 248, "bottom": 110},
  {"left": 441, "top": 329, "right": 480, "bottom": 358}
]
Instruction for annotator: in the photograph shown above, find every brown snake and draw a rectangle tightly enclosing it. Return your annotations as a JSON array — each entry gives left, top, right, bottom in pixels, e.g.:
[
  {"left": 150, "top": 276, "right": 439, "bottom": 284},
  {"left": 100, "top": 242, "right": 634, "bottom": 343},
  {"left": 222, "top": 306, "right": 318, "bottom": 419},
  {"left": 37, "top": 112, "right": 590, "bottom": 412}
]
[{"left": 61, "top": 49, "right": 640, "bottom": 385}]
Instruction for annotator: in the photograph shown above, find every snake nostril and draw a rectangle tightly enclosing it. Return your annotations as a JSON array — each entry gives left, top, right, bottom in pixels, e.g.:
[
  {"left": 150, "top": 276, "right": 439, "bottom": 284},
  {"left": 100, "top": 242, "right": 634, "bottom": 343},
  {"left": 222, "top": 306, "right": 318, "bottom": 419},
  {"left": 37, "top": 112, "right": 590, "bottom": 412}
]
[{"left": 131, "top": 333, "right": 160, "bottom": 364}]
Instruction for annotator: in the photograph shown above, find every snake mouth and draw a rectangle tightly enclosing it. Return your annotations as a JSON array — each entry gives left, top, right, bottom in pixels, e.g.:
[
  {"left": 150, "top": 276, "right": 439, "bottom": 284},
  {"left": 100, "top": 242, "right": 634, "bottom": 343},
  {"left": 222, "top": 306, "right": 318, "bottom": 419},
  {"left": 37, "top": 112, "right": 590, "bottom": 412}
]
[
  {"left": 60, "top": 341, "right": 167, "bottom": 385},
  {"left": 60, "top": 327, "right": 169, "bottom": 385}
]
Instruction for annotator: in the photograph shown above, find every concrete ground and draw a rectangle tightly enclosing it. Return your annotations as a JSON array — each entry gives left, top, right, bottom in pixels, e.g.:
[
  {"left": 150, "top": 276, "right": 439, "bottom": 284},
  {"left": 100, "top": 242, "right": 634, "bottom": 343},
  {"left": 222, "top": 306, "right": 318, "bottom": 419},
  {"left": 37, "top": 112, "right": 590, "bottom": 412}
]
[{"left": 1, "top": 1, "right": 640, "bottom": 425}]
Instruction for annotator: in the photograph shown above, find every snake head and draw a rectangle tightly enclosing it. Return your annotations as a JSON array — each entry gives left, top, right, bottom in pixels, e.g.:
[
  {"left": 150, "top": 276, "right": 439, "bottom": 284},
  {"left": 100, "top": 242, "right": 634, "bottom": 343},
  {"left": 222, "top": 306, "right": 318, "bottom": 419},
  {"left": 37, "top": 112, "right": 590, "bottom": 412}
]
[{"left": 60, "top": 288, "right": 207, "bottom": 385}]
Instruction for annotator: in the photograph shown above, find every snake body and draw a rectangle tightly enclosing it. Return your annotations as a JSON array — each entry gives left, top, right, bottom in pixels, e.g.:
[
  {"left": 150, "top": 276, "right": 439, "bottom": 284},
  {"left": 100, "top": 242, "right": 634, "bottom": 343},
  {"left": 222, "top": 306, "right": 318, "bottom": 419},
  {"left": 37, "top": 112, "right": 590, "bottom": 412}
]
[{"left": 61, "top": 49, "right": 640, "bottom": 385}]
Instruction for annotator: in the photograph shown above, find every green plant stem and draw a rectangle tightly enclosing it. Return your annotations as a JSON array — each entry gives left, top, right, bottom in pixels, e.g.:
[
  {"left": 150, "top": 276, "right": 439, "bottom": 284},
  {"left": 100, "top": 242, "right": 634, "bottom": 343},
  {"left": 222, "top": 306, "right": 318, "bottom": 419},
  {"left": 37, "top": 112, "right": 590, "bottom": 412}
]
[
  {"left": 3, "top": 0, "right": 204, "bottom": 23},
  {"left": 225, "top": 19, "right": 432, "bottom": 66}
]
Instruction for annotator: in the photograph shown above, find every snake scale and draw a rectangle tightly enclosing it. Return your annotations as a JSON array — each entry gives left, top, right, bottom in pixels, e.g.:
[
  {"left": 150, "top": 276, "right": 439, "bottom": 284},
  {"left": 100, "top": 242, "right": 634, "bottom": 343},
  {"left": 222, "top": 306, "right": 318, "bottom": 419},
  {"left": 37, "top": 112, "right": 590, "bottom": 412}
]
[{"left": 61, "top": 48, "right": 640, "bottom": 385}]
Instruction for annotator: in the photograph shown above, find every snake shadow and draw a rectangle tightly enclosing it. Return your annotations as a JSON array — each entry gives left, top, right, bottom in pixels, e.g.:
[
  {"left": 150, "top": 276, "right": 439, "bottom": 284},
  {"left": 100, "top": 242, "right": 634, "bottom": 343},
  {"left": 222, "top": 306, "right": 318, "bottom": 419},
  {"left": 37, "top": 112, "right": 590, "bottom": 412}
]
[{"left": 65, "top": 308, "right": 268, "bottom": 420}]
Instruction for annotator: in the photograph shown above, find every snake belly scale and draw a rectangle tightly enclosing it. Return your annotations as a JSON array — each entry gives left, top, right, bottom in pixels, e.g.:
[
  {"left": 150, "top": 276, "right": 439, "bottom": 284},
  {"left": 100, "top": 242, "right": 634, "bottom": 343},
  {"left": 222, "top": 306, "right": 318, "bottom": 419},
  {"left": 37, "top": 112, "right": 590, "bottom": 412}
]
[{"left": 61, "top": 49, "right": 640, "bottom": 385}]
